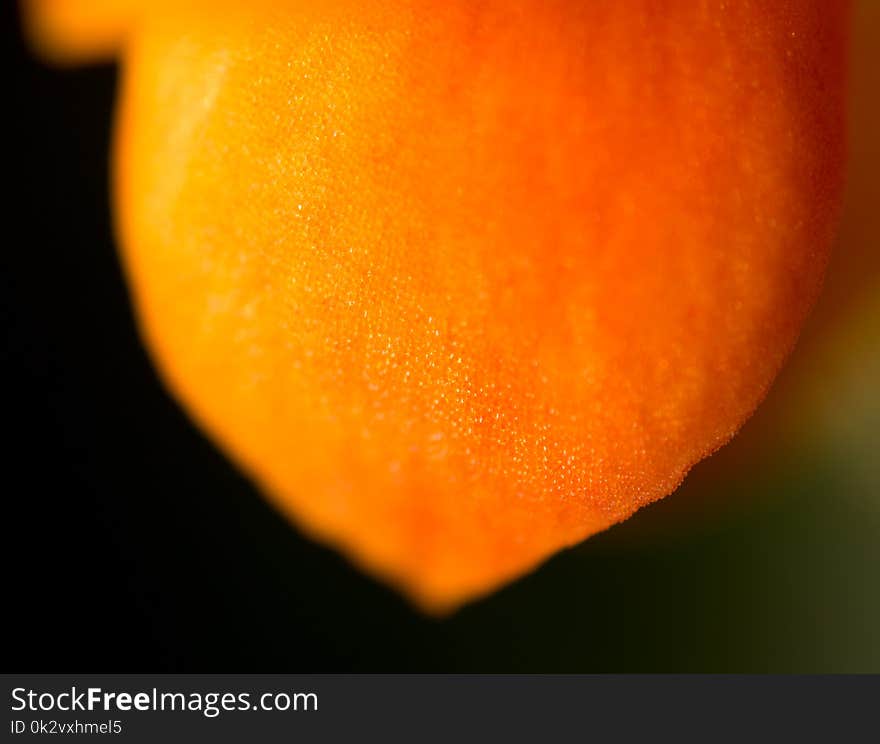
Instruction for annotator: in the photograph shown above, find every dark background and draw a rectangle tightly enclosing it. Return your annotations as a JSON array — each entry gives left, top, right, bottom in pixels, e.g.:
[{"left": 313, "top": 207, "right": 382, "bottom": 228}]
[{"left": 5, "top": 3, "right": 879, "bottom": 671}]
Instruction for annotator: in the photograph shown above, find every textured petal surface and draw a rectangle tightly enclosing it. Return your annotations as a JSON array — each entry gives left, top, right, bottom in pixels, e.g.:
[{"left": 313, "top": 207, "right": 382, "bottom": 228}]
[{"left": 28, "top": 1, "right": 848, "bottom": 609}]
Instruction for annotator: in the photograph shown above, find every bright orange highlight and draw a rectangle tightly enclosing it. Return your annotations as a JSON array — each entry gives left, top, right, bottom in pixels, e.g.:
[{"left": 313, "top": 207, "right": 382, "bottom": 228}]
[{"left": 26, "top": 1, "right": 849, "bottom": 610}]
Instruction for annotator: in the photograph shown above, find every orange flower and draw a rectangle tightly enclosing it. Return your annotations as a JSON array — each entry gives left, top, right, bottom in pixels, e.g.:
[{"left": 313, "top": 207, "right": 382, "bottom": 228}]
[{"left": 26, "top": 0, "right": 849, "bottom": 610}]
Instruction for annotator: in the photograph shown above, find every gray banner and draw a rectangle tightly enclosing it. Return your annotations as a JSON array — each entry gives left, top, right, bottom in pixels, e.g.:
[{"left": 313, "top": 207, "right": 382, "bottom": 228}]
[{"left": 3, "top": 675, "right": 877, "bottom": 742}]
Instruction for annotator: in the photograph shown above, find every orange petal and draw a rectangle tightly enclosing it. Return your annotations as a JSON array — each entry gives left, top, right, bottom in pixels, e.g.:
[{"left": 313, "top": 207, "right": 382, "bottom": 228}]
[
  {"left": 29, "top": 1, "right": 849, "bottom": 610},
  {"left": 24, "top": 0, "right": 144, "bottom": 62}
]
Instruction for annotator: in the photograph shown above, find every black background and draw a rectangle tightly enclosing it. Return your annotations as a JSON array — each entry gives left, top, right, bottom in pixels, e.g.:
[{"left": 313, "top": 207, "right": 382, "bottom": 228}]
[{"left": 6, "top": 3, "right": 878, "bottom": 672}]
